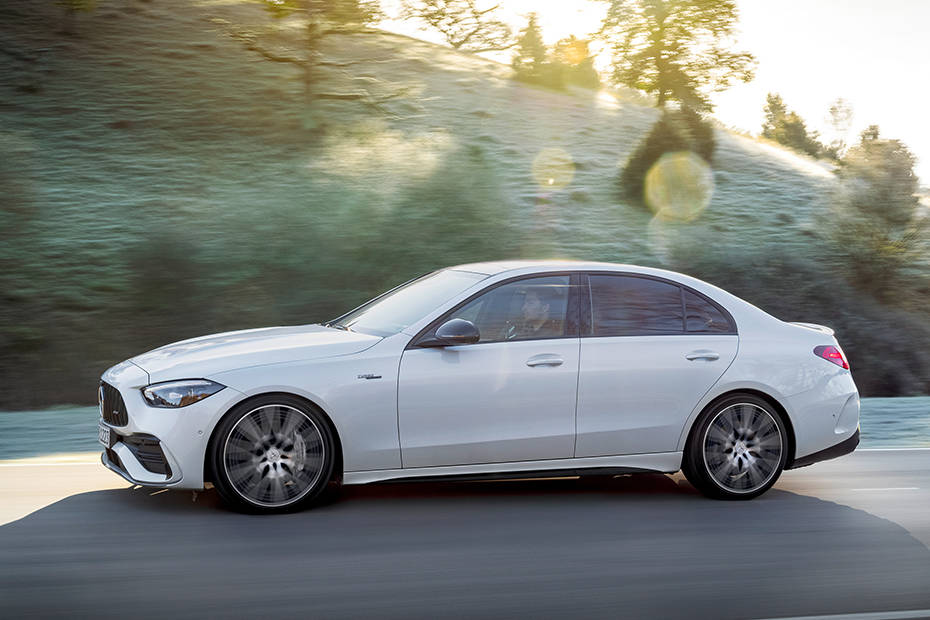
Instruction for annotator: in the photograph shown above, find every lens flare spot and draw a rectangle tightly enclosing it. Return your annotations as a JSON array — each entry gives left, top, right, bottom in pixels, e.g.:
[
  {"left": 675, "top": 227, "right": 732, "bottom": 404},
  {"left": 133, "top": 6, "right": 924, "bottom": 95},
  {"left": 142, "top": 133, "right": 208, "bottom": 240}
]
[
  {"left": 532, "top": 147, "right": 575, "bottom": 190},
  {"left": 643, "top": 152, "right": 714, "bottom": 221}
]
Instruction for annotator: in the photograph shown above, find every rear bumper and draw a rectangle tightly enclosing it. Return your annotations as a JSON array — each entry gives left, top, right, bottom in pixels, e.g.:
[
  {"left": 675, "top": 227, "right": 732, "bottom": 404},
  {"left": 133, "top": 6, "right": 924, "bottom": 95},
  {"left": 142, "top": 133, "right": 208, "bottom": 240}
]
[{"left": 787, "top": 428, "right": 859, "bottom": 470}]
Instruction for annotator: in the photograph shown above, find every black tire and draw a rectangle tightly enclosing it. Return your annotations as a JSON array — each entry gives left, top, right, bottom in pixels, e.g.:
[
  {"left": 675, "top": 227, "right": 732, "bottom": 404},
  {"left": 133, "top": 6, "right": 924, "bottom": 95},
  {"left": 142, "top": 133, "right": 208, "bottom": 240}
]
[
  {"left": 209, "top": 394, "right": 337, "bottom": 514},
  {"left": 682, "top": 393, "right": 788, "bottom": 500}
]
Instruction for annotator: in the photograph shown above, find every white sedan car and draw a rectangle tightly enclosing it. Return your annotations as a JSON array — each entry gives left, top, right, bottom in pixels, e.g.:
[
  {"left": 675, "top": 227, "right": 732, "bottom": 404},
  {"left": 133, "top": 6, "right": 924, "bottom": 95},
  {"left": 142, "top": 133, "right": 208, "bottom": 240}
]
[{"left": 98, "top": 261, "right": 859, "bottom": 513}]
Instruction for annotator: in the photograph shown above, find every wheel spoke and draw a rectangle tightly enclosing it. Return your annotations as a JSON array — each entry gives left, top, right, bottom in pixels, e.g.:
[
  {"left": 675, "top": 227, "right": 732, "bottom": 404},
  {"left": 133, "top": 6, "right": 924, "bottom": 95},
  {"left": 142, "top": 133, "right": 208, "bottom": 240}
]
[
  {"left": 703, "top": 403, "right": 782, "bottom": 495},
  {"left": 224, "top": 404, "right": 326, "bottom": 508}
]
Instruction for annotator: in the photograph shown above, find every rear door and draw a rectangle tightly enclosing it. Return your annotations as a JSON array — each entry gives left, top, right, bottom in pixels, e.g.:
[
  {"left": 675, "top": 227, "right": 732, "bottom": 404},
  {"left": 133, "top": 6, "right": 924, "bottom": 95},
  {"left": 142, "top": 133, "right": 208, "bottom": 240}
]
[{"left": 575, "top": 273, "right": 738, "bottom": 457}]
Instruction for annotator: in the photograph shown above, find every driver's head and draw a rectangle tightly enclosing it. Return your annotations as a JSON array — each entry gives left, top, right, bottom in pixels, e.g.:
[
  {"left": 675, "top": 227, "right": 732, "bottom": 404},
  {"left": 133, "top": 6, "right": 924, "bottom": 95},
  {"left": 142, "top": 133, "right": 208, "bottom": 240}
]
[{"left": 522, "top": 288, "right": 550, "bottom": 322}]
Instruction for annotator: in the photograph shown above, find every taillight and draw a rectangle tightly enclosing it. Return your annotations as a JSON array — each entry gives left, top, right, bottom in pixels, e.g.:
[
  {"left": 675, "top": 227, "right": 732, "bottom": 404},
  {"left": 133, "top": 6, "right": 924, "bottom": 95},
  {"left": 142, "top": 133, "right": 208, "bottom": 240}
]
[{"left": 814, "top": 345, "right": 849, "bottom": 370}]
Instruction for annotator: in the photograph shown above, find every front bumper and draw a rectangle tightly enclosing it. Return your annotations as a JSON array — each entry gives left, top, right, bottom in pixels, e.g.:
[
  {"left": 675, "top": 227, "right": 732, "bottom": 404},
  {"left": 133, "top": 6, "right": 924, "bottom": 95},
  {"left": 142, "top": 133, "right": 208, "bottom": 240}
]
[{"left": 98, "top": 362, "right": 245, "bottom": 490}]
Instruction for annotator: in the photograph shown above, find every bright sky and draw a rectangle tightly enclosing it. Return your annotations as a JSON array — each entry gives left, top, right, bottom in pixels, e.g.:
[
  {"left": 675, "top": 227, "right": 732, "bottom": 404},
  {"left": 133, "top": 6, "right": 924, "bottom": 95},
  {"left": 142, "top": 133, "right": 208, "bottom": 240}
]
[{"left": 383, "top": 1, "right": 930, "bottom": 183}]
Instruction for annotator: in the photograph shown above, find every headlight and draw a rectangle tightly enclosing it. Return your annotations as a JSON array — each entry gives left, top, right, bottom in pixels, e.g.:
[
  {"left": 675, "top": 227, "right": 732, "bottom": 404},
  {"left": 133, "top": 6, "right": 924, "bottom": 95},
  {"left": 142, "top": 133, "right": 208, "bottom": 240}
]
[{"left": 141, "top": 379, "right": 225, "bottom": 408}]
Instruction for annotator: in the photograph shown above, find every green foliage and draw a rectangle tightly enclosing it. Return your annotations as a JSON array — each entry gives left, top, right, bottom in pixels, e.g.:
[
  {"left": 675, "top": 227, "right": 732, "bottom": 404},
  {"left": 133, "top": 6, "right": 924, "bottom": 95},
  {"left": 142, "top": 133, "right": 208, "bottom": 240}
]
[
  {"left": 620, "top": 106, "right": 715, "bottom": 201},
  {"left": 761, "top": 93, "right": 822, "bottom": 157},
  {"left": 402, "top": 0, "right": 513, "bottom": 52},
  {"left": 599, "top": 0, "right": 755, "bottom": 111},
  {"left": 828, "top": 126, "right": 926, "bottom": 303},
  {"left": 511, "top": 13, "right": 548, "bottom": 83}
]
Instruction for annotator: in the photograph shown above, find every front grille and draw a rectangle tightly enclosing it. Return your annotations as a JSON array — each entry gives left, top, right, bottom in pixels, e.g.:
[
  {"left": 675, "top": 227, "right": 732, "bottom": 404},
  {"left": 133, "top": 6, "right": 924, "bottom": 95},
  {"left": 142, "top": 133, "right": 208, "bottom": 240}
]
[
  {"left": 99, "top": 381, "right": 128, "bottom": 426},
  {"left": 122, "top": 435, "right": 171, "bottom": 477}
]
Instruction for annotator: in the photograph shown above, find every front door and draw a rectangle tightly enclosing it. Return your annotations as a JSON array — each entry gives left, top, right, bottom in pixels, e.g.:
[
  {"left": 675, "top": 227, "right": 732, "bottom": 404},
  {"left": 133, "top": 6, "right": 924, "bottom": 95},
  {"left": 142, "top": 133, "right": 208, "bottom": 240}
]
[{"left": 398, "top": 275, "right": 581, "bottom": 468}]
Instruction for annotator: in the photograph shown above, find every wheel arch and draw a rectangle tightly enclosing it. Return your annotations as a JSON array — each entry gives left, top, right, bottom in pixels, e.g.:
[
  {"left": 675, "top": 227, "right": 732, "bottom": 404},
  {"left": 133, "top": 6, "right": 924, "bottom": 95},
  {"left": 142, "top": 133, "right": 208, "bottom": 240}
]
[
  {"left": 203, "top": 391, "right": 345, "bottom": 486},
  {"left": 682, "top": 388, "right": 797, "bottom": 467}
]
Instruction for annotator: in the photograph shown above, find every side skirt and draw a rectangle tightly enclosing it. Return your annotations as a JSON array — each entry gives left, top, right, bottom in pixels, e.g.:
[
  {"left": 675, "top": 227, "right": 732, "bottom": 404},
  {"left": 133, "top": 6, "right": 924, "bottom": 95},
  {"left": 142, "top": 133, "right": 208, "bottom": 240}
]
[{"left": 343, "top": 452, "right": 683, "bottom": 486}]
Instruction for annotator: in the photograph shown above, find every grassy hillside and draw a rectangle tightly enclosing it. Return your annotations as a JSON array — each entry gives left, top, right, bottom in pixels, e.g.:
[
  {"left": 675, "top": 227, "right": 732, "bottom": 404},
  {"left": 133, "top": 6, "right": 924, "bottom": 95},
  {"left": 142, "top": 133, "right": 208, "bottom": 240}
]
[{"left": 0, "top": 0, "right": 927, "bottom": 407}]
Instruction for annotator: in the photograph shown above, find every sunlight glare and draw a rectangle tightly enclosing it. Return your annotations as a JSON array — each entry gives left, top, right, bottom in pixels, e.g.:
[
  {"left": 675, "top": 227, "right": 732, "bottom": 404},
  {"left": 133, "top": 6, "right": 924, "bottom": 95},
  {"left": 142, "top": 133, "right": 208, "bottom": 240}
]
[
  {"left": 532, "top": 147, "right": 574, "bottom": 190},
  {"left": 644, "top": 152, "right": 714, "bottom": 222}
]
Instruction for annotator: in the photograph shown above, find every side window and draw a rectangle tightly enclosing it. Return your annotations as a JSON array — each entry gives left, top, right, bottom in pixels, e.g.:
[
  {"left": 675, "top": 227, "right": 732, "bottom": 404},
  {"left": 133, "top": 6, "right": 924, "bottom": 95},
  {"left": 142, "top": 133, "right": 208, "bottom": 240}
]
[
  {"left": 446, "top": 275, "right": 572, "bottom": 343},
  {"left": 589, "top": 275, "right": 684, "bottom": 336},
  {"left": 683, "top": 290, "right": 734, "bottom": 333}
]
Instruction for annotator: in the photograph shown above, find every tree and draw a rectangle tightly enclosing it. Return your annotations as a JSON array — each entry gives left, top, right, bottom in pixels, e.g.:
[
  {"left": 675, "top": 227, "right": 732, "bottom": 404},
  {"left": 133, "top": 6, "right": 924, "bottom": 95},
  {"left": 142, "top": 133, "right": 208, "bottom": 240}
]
[
  {"left": 825, "top": 97, "right": 853, "bottom": 159},
  {"left": 761, "top": 93, "right": 821, "bottom": 157},
  {"left": 598, "top": 0, "right": 755, "bottom": 111},
  {"left": 830, "top": 126, "right": 926, "bottom": 302},
  {"left": 511, "top": 14, "right": 548, "bottom": 84},
  {"left": 402, "top": 0, "right": 513, "bottom": 53},
  {"left": 219, "top": 1, "right": 416, "bottom": 130},
  {"left": 511, "top": 18, "right": 600, "bottom": 90}
]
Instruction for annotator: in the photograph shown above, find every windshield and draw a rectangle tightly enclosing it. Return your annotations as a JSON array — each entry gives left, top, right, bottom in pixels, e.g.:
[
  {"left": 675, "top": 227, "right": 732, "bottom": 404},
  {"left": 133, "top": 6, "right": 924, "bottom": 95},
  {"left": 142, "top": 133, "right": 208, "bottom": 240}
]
[{"left": 329, "top": 269, "right": 488, "bottom": 337}]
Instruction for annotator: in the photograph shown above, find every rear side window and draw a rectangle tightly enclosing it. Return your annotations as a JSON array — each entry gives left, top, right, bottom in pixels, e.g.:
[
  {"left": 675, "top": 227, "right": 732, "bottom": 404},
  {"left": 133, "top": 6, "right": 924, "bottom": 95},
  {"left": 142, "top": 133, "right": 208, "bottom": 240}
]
[
  {"left": 589, "top": 275, "right": 684, "bottom": 336},
  {"left": 684, "top": 290, "right": 734, "bottom": 333}
]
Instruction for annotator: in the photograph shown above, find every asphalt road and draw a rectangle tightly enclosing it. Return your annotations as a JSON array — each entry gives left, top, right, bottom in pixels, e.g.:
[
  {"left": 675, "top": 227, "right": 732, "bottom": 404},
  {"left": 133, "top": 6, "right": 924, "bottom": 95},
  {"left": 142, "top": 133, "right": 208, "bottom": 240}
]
[{"left": 1, "top": 450, "right": 928, "bottom": 619}]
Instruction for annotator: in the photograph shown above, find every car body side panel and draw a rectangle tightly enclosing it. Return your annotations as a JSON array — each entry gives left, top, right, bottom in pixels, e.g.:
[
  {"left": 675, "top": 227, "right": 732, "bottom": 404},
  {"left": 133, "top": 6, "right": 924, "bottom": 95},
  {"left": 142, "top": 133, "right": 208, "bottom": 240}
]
[
  {"left": 675, "top": 322, "right": 859, "bottom": 460},
  {"left": 210, "top": 334, "right": 409, "bottom": 474},
  {"left": 397, "top": 339, "right": 580, "bottom": 468},
  {"left": 575, "top": 335, "right": 737, "bottom": 457}
]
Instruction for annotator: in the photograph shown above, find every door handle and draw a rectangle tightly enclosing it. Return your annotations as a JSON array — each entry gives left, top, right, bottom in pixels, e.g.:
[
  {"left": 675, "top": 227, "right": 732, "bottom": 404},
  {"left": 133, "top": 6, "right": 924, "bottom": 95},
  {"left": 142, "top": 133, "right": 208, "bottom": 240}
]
[
  {"left": 526, "top": 355, "right": 564, "bottom": 367},
  {"left": 686, "top": 350, "right": 720, "bottom": 361}
]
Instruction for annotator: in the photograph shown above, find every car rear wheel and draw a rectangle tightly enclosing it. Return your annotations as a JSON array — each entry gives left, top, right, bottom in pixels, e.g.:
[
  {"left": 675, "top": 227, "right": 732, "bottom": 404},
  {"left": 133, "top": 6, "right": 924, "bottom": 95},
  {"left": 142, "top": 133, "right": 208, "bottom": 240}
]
[
  {"left": 210, "top": 395, "right": 336, "bottom": 513},
  {"left": 683, "top": 394, "right": 788, "bottom": 500}
]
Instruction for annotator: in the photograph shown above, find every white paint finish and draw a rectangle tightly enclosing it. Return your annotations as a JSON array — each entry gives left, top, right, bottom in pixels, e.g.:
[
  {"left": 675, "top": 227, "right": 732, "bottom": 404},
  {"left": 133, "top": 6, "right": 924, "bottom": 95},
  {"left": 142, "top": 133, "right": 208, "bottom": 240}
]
[
  {"left": 398, "top": 339, "right": 580, "bottom": 468},
  {"left": 101, "top": 359, "right": 149, "bottom": 389},
  {"left": 133, "top": 324, "right": 382, "bottom": 383},
  {"left": 212, "top": 333, "right": 410, "bottom": 473},
  {"left": 93, "top": 260, "right": 862, "bottom": 495},
  {"left": 835, "top": 393, "right": 860, "bottom": 434},
  {"left": 685, "top": 317, "right": 859, "bottom": 460},
  {"left": 344, "top": 451, "right": 683, "bottom": 485},
  {"left": 98, "top": 379, "right": 247, "bottom": 488},
  {"left": 576, "top": 335, "right": 737, "bottom": 457}
]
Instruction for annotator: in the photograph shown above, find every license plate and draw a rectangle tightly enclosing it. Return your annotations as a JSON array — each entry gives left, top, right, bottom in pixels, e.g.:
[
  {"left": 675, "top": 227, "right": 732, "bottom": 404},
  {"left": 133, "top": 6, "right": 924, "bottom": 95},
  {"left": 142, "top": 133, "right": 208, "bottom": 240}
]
[{"left": 98, "top": 423, "right": 110, "bottom": 448}]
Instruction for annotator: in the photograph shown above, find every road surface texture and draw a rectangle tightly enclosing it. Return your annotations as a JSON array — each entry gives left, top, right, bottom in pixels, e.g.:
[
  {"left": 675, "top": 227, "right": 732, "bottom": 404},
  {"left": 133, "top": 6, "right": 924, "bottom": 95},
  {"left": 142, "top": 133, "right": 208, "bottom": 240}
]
[{"left": 1, "top": 449, "right": 928, "bottom": 619}]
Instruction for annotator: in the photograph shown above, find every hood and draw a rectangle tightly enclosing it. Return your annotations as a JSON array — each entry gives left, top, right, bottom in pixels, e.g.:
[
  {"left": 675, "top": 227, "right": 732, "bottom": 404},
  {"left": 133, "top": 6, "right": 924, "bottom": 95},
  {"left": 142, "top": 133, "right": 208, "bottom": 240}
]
[{"left": 132, "top": 324, "right": 381, "bottom": 383}]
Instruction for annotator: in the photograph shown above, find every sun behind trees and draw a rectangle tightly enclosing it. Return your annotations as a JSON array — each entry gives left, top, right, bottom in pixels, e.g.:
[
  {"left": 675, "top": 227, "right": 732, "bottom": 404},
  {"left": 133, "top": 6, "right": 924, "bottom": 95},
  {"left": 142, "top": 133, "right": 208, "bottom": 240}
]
[{"left": 511, "top": 14, "right": 599, "bottom": 90}]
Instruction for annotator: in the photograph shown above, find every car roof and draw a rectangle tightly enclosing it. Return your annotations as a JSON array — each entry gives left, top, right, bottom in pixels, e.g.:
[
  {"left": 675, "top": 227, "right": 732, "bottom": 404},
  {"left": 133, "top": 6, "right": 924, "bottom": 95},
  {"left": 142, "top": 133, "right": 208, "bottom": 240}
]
[
  {"left": 446, "top": 260, "right": 773, "bottom": 325},
  {"left": 448, "top": 260, "right": 679, "bottom": 279}
]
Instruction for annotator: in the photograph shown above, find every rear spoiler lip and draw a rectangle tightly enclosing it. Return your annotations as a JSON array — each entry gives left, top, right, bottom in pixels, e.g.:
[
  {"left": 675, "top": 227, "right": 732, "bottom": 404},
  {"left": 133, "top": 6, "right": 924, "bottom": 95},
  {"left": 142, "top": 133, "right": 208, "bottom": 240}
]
[{"left": 789, "top": 322, "right": 836, "bottom": 337}]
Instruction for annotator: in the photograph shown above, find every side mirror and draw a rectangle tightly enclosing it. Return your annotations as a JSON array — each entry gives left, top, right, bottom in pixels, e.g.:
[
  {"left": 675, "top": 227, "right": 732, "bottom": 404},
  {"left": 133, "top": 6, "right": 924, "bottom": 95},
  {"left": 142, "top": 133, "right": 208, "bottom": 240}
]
[{"left": 418, "top": 318, "right": 480, "bottom": 347}]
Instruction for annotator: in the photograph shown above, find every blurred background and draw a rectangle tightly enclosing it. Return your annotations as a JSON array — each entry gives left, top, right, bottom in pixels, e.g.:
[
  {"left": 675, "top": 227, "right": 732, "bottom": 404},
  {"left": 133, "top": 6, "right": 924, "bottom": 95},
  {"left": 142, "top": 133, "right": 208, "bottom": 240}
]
[{"left": 1, "top": 0, "right": 928, "bottom": 410}]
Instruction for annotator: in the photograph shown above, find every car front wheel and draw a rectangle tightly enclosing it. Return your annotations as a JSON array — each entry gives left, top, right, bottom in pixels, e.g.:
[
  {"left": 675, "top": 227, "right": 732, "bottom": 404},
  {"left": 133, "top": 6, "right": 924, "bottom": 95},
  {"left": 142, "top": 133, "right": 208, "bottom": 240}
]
[
  {"left": 210, "top": 395, "right": 336, "bottom": 513},
  {"left": 683, "top": 394, "right": 788, "bottom": 500}
]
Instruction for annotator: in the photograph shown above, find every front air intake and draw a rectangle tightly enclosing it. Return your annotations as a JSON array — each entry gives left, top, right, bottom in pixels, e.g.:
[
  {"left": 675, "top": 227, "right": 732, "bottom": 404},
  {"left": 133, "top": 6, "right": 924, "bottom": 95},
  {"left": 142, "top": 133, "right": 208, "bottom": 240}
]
[{"left": 99, "top": 381, "right": 129, "bottom": 426}]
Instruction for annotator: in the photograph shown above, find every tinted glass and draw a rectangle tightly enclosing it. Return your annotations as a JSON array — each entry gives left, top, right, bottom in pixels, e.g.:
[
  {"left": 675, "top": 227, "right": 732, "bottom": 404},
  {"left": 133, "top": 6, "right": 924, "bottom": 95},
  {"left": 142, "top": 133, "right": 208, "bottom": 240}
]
[
  {"left": 334, "top": 269, "right": 486, "bottom": 337},
  {"left": 589, "top": 275, "right": 684, "bottom": 336},
  {"left": 446, "top": 275, "right": 572, "bottom": 343},
  {"left": 684, "top": 289, "right": 734, "bottom": 333}
]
